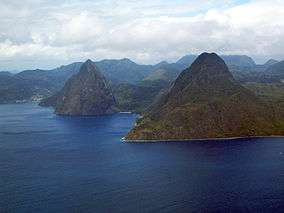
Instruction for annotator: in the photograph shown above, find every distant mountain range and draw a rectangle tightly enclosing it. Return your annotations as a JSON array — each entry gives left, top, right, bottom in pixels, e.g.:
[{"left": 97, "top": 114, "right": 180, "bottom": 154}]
[
  {"left": 0, "top": 54, "right": 283, "bottom": 105},
  {"left": 265, "top": 61, "right": 284, "bottom": 80},
  {"left": 177, "top": 54, "right": 256, "bottom": 68},
  {"left": 0, "top": 71, "right": 13, "bottom": 77},
  {"left": 126, "top": 53, "right": 284, "bottom": 140}
]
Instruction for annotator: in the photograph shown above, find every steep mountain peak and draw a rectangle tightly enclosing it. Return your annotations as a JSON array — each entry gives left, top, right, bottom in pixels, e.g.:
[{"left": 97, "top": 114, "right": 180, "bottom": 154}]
[
  {"left": 83, "top": 59, "right": 95, "bottom": 68},
  {"left": 161, "top": 53, "right": 237, "bottom": 107},
  {"left": 189, "top": 52, "right": 233, "bottom": 77},
  {"left": 53, "top": 59, "right": 117, "bottom": 116},
  {"left": 176, "top": 53, "right": 256, "bottom": 69},
  {"left": 197, "top": 52, "right": 218, "bottom": 59},
  {"left": 172, "top": 53, "right": 234, "bottom": 94},
  {"left": 193, "top": 52, "right": 225, "bottom": 67},
  {"left": 80, "top": 59, "right": 101, "bottom": 76},
  {"left": 85, "top": 59, "right": 93, "bottom": 64},
  {"left": 126, "top": 52, "right": 284, "bottom": 140}
]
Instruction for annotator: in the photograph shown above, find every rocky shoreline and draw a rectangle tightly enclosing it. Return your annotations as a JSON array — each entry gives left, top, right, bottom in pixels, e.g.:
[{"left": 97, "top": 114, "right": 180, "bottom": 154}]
[{"left": 122, "top": 135, "right": 284, "bottom": 143}]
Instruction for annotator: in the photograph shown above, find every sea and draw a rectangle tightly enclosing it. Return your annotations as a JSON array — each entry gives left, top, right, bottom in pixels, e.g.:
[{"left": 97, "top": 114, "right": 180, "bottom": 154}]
[{"left": 0, "top": 103, "right": 283, "bottom": 213}]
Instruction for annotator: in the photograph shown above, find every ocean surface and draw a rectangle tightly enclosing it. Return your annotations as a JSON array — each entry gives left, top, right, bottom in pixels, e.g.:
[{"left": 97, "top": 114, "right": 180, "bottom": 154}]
[{"left": 0, "top": 103, "right": 283, "bottom": 213}]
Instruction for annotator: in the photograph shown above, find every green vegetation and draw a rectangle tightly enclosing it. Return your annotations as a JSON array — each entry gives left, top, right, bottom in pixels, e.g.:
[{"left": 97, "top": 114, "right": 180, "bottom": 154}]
[
  {"left": 244, "top": 82, "right": 284, "bottom": 103},
  {"left": 112, "top": 80, "right": 168, "bottom": 113},
  {"left": 126, "top": 53, "right": 284, "bottom": 141}
]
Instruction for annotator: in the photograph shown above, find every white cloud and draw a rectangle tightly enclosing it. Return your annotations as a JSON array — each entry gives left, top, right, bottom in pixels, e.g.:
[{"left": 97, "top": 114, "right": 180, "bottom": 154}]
[{"left": 0, "top": 0, "right": 284, "bottom": 70}]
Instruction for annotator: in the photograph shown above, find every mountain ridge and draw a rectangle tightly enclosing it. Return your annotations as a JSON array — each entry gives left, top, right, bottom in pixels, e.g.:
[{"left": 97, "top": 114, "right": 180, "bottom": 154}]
[{"left": 1, "top": 54, "right": 283, "bottom": 104}]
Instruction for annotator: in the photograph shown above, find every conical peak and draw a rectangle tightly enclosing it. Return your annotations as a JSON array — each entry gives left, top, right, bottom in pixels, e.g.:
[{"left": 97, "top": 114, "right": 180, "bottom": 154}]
[
  {"left": 170, "top": 52, "right": 234, "bottom": 96},
  {"left": 193, "top": 52, "right": 225, "bottom": 66},
  {"left": 84, "top": 59, "right": 94, "bottom": 65},
  {"left": 81, "top": 59, "right": 97, "bottom": 71},
  {"left": 188, "top": 52, "right": 232, "bottom": 78},
  {"left": 79, "top": 59, "right": 103, "bottom": 77}
]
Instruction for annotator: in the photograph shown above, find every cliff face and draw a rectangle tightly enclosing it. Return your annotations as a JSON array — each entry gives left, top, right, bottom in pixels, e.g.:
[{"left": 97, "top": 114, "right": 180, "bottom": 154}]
[
  {"left": 126, "top": 53, "right": 284, "bottom": 141},
  {"left": 54, "top": 59, "right": 117, "bottom": 116}
]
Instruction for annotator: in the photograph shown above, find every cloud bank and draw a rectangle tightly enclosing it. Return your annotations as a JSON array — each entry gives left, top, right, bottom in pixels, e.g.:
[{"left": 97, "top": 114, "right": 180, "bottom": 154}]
[{"left": 0, "top": 0, "right": 284, "bottom": 70}]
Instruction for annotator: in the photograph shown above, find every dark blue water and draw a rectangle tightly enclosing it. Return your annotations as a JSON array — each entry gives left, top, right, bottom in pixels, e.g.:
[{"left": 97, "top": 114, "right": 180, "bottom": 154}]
[{"left": 0, "top": 103, "right": 283, "bottom": 213}]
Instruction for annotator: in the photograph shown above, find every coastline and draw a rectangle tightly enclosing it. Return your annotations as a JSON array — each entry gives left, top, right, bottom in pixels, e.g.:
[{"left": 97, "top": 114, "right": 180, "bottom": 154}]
[{"left": 121, "top": 135, "right": 284, "bottom": 143}]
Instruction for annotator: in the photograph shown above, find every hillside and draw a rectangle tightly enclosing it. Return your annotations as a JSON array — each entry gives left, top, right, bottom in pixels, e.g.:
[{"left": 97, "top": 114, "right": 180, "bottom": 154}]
[{"left": 126, "top": 53, "right": 284, "bottom": 140}]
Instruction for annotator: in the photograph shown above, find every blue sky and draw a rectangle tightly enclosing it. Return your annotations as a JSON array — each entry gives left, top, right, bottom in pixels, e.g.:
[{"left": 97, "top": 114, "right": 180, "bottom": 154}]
[{"left": 0, "top": 0, "right": 283, "bottom": 70}]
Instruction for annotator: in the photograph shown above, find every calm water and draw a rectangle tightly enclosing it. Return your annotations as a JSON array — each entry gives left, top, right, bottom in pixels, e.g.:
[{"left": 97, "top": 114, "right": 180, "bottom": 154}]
[{"left": 0, "top": 103, "right": 283, "bottom": 213}]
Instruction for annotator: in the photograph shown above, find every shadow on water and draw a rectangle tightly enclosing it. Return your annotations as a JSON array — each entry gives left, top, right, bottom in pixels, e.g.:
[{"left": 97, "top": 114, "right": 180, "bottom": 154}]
[{"left": 54, "top": 113, "right": 138, "bottom": 131}]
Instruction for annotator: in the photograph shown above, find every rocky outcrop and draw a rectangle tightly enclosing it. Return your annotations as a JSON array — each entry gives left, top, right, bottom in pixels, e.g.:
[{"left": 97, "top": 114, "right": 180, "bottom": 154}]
[{"left": 54, "top": 59, "right": 117, "bottom": 116}]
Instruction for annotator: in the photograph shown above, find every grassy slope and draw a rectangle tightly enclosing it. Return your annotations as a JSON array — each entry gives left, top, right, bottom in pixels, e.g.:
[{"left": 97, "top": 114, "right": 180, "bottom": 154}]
[{"left": 243, "top": 83, "right": 284, "bottom": 103}]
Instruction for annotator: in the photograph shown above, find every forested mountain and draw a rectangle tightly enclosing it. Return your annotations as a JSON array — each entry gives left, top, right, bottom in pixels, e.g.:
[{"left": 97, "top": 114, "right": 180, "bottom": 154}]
[{"left": 126, "top": 53, "right": 284, "bottom": 140}]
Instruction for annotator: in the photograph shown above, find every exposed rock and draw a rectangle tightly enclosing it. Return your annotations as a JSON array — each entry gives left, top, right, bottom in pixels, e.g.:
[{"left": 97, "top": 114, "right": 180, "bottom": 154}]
[{"left": 54, "top": 59, "right": 117, "bottom": 116}]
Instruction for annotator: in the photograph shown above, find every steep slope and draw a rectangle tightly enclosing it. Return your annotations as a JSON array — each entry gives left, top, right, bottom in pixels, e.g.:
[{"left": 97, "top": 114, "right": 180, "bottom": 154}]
[
  {"left": 176, "top": 54, "right": 262, "bottom": 83},
  {"left": 176, "top": 54, "right": 197, "bottom": 69},
  {"left": 126, "top": 53, "right": 284, "bottom": 141},
  {"left": 54, "top": 59, "right": 117, "bottom": 115}
]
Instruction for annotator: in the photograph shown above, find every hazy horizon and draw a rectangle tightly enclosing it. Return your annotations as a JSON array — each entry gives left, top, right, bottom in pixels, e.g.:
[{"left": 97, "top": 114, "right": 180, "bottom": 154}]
[
  {"left": 1, "top": 0, "right": 284, "bottom": 70},
  {"left": 1, "top": 52, "right": 281, "bottom": 74}
]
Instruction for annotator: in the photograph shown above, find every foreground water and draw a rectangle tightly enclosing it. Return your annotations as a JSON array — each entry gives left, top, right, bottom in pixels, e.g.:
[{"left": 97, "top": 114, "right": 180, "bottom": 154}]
[{"left": 0, "top": 103, "right": 283, "bottom": 213}]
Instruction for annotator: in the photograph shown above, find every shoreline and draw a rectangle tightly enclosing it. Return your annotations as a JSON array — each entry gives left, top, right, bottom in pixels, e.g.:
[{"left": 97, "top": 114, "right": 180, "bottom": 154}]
[{"left": 121, "top": 135, "right": 284, "bottom": 143}]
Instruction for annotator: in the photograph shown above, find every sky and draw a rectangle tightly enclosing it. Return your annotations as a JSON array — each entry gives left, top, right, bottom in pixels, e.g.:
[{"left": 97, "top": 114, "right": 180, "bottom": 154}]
[{"left": 0, "top": 0, "right": 284, "bottom": 71}]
